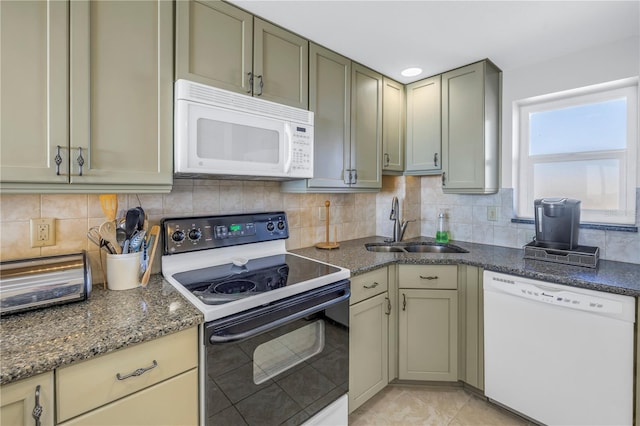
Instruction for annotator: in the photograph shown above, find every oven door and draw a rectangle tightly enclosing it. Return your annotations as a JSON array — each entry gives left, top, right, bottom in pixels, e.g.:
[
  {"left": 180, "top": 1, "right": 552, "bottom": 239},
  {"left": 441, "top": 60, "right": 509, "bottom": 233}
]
[{"left": 204, "top": 281, "right": 350, "bottom": 426}]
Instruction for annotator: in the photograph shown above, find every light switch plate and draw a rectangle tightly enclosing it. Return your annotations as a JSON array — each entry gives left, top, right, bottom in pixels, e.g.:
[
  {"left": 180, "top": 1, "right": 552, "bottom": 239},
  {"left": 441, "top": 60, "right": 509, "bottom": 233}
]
[
  {"left": 487, "top": 206, "right": 498, "bottom": 222},
  {"left": 30, "top": 218, "right": 56, "bottom": 247}
]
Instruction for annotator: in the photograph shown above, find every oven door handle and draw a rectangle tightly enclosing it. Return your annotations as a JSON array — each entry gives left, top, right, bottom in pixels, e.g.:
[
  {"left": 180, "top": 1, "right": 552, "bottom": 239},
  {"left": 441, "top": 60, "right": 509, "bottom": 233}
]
[{"left": 209, "top": 286, "right": 350, "bottom": 344}]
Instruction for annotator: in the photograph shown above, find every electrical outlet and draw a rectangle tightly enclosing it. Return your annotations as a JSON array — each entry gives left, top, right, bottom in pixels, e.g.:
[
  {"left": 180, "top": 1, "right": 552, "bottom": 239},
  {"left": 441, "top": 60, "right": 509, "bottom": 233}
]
[
  {"left": 487, "top": 206, "right": 498, "bottom": 222},
  {"left": 30, "top": 218, "right": 56, "bottom": 247}
]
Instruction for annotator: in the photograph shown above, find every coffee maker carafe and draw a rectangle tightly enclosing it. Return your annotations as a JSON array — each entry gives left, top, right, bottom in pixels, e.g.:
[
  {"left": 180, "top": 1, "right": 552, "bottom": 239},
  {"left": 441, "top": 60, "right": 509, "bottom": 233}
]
[{"left": 534, "top": 198, "right": 581, "bottom": 250}]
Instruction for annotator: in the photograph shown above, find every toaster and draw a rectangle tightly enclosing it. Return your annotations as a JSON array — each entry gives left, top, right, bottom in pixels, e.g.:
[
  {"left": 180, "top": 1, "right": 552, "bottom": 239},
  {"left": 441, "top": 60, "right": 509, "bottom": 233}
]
[{"left": 0, "top": 251, "right": 92, "bottom": 316}]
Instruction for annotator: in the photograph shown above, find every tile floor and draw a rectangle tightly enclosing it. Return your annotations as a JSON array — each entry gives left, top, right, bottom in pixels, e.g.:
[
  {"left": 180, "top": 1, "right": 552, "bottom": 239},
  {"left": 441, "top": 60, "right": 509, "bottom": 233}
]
[{"left": 349, "top": 384, "right": 534, "bottom": 426}]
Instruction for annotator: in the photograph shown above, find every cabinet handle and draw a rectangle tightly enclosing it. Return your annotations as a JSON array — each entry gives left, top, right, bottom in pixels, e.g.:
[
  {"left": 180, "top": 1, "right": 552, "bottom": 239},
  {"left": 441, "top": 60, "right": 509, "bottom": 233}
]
[
  {"left": 434, "top": 152, "right": 438, "bottom": 167},
  {"left": 419, "top": 275, "right": 438, "bottom": 280},
  {"left": 75, "top": 147, "right": 85, "bottom": 176},
  {"left": 32, "top": 385, "right": 43, "bottom": 426},
  {"left": 55, "top": 146, "right": 63, "bottom": 175},
  {"left": 255, "top": 75, "right": 264, "bottom": 96},
  {"left": 363, "top": 282, "right": 379, "bottom": 289},
  {"left": 442, "top": 171, "right": 446, "bottom": 186},
  {"left": 116, "top": 360, "right": 158, "bottom": 380},
  {"left": 384, "top": 153, "right": 390, "bottom": 167},
  {"left": 385, "top": 297, "right": 391, "bottom": 315},
  {"left": 247, "top": 72, "right": 253, "bottom": 94},
  {"left": 402, "top": 293, "right": 406, "bottom": 311},
  {"left": 353, "top": 169, "right": 358, "bottom": 184}
]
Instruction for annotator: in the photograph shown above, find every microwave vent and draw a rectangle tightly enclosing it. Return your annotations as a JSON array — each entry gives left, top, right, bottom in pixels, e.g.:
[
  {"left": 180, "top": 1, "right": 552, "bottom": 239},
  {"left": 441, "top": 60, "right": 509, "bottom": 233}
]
[{"left": 179, "top": 79, "right": 313, "bottom": 125}]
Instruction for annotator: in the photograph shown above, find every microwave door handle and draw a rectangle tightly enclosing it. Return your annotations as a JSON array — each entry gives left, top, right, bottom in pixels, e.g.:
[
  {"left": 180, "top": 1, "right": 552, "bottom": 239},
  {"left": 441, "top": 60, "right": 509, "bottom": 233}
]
[{"left": 283, "top": 125, "right": 293, "bottom": 174}]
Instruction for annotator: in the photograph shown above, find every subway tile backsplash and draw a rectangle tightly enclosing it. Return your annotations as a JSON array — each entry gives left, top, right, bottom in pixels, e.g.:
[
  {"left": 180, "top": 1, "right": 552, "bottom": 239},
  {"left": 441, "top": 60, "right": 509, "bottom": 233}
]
[{"left": 1, "top": 177, "right": 638, "bottom": 279}]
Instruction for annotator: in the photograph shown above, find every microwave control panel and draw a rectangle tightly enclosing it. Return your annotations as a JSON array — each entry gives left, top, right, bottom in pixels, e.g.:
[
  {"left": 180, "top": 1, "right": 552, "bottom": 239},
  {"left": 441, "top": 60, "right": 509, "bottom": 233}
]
[{"left": 290, "top": 125, "right": 313, "bottom": 176}]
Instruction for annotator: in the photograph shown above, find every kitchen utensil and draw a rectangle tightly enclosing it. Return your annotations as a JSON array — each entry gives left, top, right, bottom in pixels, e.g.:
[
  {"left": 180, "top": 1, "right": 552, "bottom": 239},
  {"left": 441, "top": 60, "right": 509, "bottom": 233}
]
[
  {"left": 124, "top": 208, "right": 141, "bottom": 240},
  {"left": 140, "top": 225, "right": 160, "bottom": 287},
  {"left": 99, "top": 194, "right": 118, "bottom": 222},
  {"left": 87, "top": 226, "right": 116, "bottom": 254},
  {"left": 129, "top": 230, "right": 146, "bottom": 252},
  {"left": 99, "top": 221, "right": 122, "bottom": 254}
]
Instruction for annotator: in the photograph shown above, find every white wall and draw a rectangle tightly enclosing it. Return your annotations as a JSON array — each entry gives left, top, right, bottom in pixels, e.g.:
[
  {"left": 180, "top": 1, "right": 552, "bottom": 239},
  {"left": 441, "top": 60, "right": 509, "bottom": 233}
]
[{"left": 501, "top": 36, "right": 640, "bottom": 188}]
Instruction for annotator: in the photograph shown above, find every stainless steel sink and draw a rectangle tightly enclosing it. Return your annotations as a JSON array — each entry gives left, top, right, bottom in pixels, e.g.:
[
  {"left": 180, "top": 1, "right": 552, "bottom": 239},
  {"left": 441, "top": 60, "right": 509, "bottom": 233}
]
[{"left": 364, "top": 242, "right": 469, "bottom": 253}]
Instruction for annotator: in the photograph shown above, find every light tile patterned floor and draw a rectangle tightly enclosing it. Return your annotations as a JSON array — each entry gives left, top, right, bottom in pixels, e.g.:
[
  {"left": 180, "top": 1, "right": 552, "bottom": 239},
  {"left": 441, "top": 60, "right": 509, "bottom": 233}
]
[{"left": 349, "top": 384, "right": 533, "bottom": 426}]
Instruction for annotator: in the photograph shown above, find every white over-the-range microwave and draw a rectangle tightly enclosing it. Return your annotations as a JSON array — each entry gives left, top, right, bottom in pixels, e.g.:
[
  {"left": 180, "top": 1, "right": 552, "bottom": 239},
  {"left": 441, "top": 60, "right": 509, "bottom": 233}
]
[{"left": 174, "top": 79, "right": 314, "bottom": 180}]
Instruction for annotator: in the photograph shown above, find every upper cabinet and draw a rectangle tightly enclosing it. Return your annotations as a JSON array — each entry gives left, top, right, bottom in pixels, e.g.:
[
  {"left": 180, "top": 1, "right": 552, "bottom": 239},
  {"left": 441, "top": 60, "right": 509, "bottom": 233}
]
[
  {"left": 282, "top": 45, "right": 382, "bottom": 193},
  {"left": 405, "top": 75, "right": 442, "bottom": 175},
  {"left": 176, "top": 0, "right": 308, "bottom": 109},
  {"left": 0, "top": 0, "right": 173, "bottom": 193},
  {"left": 382, "top": 78, "right": 405, "bottom": 174},
  {"left": 441, "top": 60, "right": 501, "bottom": 194}
]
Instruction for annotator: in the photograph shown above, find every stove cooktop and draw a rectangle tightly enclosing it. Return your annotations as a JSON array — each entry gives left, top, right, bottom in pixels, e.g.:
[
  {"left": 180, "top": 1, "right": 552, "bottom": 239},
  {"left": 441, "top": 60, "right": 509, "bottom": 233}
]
[{"left": 173, "top": 254, "right": 341, "bottom": 305}]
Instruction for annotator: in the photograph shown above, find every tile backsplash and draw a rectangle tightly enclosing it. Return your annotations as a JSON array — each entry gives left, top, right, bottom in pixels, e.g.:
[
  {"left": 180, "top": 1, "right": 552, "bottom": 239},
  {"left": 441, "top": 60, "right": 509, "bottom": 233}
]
[{"left": 1, "top": 176, "right": 638, "bottom": 284}]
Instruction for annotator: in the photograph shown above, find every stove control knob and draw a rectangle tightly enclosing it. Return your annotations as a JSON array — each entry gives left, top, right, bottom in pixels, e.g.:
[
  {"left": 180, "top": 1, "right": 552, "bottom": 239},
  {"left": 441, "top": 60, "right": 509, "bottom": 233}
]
[
  {"left": 266, "top": 222, "right": 275, "bottom": 232},
  {"left": 172, "top": 230, "right": 185, "bottom": 242},
  {"left": 188, "top": 229, "right": 202, "bottom": 241},
  {"left": 277, "top": 221, "right": 285, "bottom": 230}
]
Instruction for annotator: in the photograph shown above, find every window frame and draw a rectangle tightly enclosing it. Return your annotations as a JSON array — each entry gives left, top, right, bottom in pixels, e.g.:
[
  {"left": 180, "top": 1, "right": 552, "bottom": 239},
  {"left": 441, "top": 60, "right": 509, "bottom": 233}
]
[{"left": 515, "top": 78, "right": 638, "bottom": 225}]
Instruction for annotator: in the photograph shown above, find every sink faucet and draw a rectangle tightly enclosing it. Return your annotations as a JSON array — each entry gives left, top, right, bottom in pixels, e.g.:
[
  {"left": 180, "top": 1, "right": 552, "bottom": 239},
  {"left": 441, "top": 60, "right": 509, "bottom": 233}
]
[{"left": 386, "top": 196, "right": 414, "bottom": 243}]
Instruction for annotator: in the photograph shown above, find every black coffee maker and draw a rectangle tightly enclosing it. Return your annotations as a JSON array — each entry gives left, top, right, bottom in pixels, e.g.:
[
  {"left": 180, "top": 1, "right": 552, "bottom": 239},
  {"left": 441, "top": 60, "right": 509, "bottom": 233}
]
[{"left": 534, "top": 198, "right": 581, "bottom": 250}]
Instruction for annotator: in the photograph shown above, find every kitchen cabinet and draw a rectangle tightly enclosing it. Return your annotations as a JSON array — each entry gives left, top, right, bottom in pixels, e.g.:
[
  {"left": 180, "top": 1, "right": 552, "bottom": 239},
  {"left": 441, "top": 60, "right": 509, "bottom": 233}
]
[
  {"left": 457, "top": 265, "right": 484, "bottom": 390},
  {"left": 398, "top": 265, "right": 458, "bottom": 381},
  {"left": 405, "top": 75, "right": 442, "bottom": 175},
  {"left": 382, "top": 78, "right": 405, "bottom": 173},
  {"left": 349, "top": 267, "right": 391, "bottom": 412},
  {"left": 176, "top": 0, "right": 308, "bottom": 109},
  {"left": 56, "top": 327, "right": 198, "bottom": 425},
  {"left": 282, "top": 46, "right": 382, "bottom": 193},
  {"left": 0, "top": 372, "right": 54, "bottom": 426},
  {"left": 0, "top": 0, "right": 173, "bottom": 193},
  {"left": 441, "top": 60, "right": 500, "bottom": 194}
]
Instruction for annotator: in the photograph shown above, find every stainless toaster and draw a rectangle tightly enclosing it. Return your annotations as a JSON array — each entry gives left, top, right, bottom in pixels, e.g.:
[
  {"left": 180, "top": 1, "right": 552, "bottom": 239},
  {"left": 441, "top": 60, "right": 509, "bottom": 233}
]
[{"left": 0, "top": 251, "right": 92, "bottom": 316}]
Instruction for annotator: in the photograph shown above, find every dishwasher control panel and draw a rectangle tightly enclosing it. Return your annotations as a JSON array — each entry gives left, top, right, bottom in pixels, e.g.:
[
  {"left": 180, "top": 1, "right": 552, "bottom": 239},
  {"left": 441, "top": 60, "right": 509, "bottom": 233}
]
[{"left": 486, "top": 272, "right": 633, "bottom": 318}]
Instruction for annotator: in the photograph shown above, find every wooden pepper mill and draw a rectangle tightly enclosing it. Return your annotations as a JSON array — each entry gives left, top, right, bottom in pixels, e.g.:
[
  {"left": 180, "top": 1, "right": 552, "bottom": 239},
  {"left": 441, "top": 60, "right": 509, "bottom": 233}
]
[{"left": 315, "top": 200, "right": 340, "bottom": 249}]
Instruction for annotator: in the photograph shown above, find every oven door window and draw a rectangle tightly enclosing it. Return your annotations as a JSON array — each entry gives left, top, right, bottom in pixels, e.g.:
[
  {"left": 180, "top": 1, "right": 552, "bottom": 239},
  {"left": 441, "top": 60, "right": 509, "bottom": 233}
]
[{"left": 253, "top": 320, "right": 324, "bottom": 385}]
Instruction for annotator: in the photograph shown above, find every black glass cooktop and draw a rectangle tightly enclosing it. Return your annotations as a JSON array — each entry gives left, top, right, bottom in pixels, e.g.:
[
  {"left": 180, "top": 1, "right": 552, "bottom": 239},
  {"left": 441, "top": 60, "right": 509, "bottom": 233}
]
[{"left": 172, "top": 254, "right": 340, "bottom": 305}]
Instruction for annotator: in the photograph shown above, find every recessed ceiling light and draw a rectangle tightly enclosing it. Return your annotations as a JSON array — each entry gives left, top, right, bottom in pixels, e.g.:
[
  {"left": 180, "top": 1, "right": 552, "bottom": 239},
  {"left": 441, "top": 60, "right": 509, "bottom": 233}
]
[{"left": 401, "top": 67, "right": 423, "bottom": 77}]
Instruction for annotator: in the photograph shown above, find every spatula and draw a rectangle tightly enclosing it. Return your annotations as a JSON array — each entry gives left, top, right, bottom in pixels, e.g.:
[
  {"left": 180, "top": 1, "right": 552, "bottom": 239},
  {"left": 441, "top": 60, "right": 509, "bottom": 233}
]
[{"left": 99, "top": 194, "right": 118, "bottom": 222}]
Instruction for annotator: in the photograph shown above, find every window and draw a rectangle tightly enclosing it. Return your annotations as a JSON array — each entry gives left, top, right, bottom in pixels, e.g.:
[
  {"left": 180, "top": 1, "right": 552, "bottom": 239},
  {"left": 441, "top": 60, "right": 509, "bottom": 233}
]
[{"left": 515, "top": 78, "right": 638, "bottom": 225}]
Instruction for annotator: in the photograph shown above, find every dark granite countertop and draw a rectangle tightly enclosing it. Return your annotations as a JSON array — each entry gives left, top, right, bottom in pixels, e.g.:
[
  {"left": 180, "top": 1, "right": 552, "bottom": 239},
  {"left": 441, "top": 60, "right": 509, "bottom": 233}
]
[
  {"left": 0, "top": 275, "right": 203, "bottom": 385},
  {"left": 291, "top": 236, "right": 640, "bottom": 297}
]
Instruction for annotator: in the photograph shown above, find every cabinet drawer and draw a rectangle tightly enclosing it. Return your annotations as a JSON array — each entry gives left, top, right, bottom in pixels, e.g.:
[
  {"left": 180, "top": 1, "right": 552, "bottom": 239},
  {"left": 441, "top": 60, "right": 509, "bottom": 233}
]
[
  {"left": 399, "top": 265, "right": 457, "bottom": 289},
  {"left": 59, "top": 369, "right": 198, "bottom": 426},
  {"left": 350, "top": 267, "right": 388, "bottom": 305},
  {"left": 57, "top": 327, "right": 197, "bottom": 422}
]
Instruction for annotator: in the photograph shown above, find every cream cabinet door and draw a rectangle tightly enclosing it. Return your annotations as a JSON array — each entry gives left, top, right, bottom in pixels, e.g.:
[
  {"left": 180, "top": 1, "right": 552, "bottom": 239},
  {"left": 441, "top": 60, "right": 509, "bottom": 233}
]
[
  {"left": 458, "top": 265, "right": 484, "bottom": 390},
  {"left": 382, "top": 78, "right": 405, "bottom": 173},
  {"left": 398, "top": 289, "right": 458, "bottom": 381},
  {"left": 350, "top": 63, "right": 382, "bottom": 190},
  {"left": 0, "top": 372, "right": 54, "bottom": 426},
  {"left": 441, "top": 60, "right": 500, "bottom": 194},
  {"left": 253, "top": 18, "right": 308, "bottom": 109},
  {"left": 405, "top": 75, "right": 442, "bottom": 174},
  {"left": 349, "top": 292, "right": 390, "bottom": 412},
  {"left": 0, "top": 0, "right": 69, "bottom": 183},
  {"left": 69, "top": 0, "right": 173, "bottom": 186},
  {"left": 59, "top": 369, "right": 198, "bottom": 426},
  {"left": 175, "top": 0, "right": 253, "bottom": 93}
]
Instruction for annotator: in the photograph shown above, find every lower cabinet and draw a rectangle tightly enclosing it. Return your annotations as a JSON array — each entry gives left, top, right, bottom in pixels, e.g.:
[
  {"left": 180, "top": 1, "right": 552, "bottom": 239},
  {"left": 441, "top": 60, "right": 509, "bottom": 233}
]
[
  {"left": 349, "top": 267, "right": 392, "bottom": 413},
  {"left": 56, "top": 327, "right": 198, "bottom": 425},
  {"left": 398, "top": 265, "right": 458, "bottom": 381},
  {"left": 0, "top": 372, "right": 54, "bottom": 426},
  {"left": 457, "top": 265, "right": 484, "bottom": 390}
]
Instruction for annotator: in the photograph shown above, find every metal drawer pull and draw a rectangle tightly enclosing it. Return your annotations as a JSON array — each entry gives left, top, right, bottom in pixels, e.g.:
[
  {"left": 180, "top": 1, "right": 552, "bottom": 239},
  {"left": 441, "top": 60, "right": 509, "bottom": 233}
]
[
  {"left": 76, "top": 147, "right": 85, "bottom": 176},
  {"left": 402, "top": 293, "right": 406, "bottom": 311},
  {"left": 419, "top": 275, "right": 438, "bottom": 280},
  {"left": 247, "top": 72, "right": 253, "bottom": 93},
  {"left": 363, "top": 282, "right": 379, "bottom": 289},
  {"left": 385, "top": 297, "right": 391, "bottom": 315},
  {"left": 55, "top": 146, "right": 63, "bottom": 175},
  {"left": 434, "top": 152, "right": 438, "bottom": 167},
  {"left": 256, "top": 75, "right": 264, "bottom": 96},
  {"left": 32, "top": 384, "right": 42, "bottom": 426},
  {"left": 116, "top": 360, "right": 158, "bottom": 380}
]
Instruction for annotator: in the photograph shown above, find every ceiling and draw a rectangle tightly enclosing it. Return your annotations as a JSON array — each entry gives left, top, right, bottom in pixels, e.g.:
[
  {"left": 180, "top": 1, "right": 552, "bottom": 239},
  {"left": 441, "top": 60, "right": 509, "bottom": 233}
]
[{"left": 227, "top": 0, "right": 640, "bottom": 83}]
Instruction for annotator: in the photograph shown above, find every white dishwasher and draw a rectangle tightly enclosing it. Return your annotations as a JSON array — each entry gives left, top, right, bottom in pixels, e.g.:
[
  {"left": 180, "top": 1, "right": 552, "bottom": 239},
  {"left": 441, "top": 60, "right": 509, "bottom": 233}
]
[{"left": 483, "top": 271, "right": 635, "bottom": 426}]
